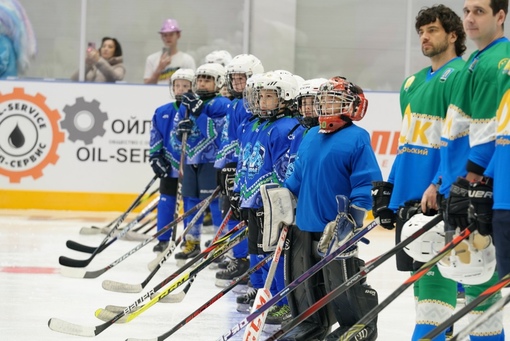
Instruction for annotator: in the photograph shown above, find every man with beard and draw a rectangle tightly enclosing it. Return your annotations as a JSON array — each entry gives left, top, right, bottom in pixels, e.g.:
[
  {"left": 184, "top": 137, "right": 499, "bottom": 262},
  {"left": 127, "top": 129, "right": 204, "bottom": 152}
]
[{"left": 371, "top": 5, "right": 466, "bottom": 340}]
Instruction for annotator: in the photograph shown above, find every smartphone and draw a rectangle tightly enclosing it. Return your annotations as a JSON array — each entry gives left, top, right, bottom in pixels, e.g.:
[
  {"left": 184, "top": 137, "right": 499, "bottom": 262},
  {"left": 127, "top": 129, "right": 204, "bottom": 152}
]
[
  {"left": 88, "top": 42, "right": 96, "bottom": 50},
  {"left": 162, "top": 47, "right": 170, "bottom": 55}
]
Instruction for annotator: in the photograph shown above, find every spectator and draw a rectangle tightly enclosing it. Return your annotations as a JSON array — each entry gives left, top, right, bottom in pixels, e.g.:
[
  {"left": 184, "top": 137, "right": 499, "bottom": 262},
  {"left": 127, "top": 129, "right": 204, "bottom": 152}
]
[
  {"left": 71, "top": 37, "right": 125, "bottom": 83},
  {"left": 144, "top": 18, "right": 196, "bottom": 84},
  {"left": 0, "top": 0, "right": 37, "bottom": 79}
]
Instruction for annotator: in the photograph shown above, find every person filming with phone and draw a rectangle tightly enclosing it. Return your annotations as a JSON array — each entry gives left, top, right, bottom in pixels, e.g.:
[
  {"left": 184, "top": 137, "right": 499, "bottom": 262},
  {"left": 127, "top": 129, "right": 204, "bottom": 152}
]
[
  {"left": 144, "top": 18, "right": 196, "bottom": 85},
  {"left": 71, "top": 37, "right": 125, "bottom": 83}
]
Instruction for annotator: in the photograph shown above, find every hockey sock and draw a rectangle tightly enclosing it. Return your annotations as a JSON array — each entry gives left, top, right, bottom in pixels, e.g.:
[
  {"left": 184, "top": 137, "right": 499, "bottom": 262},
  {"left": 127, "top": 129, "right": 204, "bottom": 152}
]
[
  {"left": 465, "top": 271, "right": 505, "bottom": 340},
  {"left": 156, "top": 194, "right": 176, "bottom": 241},
  {"left": 209, "top": 198, "right": 222, "bottom": 228},
  {"left": 183, "top": 196, "right": 204, "bottom": 239},
  {"left": 249, "top": 253, "right": 265, "bottom": 289},
  {"left": 411, "top": 265, "right": 456, "bottom": 341}
]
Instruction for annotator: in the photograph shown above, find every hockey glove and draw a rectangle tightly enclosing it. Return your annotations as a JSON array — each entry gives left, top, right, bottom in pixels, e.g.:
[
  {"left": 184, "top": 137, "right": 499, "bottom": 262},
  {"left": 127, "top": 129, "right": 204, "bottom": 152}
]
[
  {"left": 229, "top": 192, "right": 242, "bottom": 220},
  {"left": 468, "top": 179, "right": 493, "bottom": 236},
  {"left": 150, "top": 155, "right": 169, "bottom": 178},
  {"left": 176, "top": 119, "right": 193, "bottom": 141},
  {"left": 445, "top": 177, "right": 470, "bottom": 230},
  {"left": 371, "top": 181, "right": 396, "bottom": 229},
  {"left": 181, "top": 91, "right": 204, "bottom": 117},
  {"left": 219, "top": 163, "right": 237, "bottom": 196},
  {"left": 318, "top": 195, "right": 365, "bottom": 258}
]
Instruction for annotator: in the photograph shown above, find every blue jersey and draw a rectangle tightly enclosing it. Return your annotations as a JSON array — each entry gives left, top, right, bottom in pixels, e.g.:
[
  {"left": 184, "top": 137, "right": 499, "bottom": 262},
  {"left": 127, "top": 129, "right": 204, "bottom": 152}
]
[
  {"left": 439, "top": 38, "right": 510, "bottom": 195},
  {"left": 285, "top": 124, "right": 382, "bottom": 233},
  {"left": 237, "top": 114, "right": 300, "bottom": 209},
  {"left": 214, "top": 98, "right": 252, "bottom": 168},
  {"left": 388, "top": 57, "right": 465, "bottom": 210},
  {"left": 284, "top": 123, "right": 307, "bottom": 179},
  {"left": 149, "top": 101, "right": 180, "bottom": 178},
  {"left": 171, "top": 95, "right": 230, "bottom": 165}
]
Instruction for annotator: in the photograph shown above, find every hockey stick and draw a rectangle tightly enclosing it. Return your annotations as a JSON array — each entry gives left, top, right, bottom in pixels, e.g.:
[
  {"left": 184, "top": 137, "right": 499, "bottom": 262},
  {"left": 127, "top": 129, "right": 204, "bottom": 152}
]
[
  {"left": 265, "top": 214, "right": 444, "bottom": 340},
  {"left": 125, "top": 253, "right": 273, "bottom": 341},
  {"left": 101, "top": 191, "right": 223, "bottom": 292},
  {"left": 48, "top": 227, "right": 248, "bottom": 338},
  {"left": 338, "top": 223, "right": 477, "bottom": 341},
  {"left": 79, "top": 188, "right": 159, "bottom": 235},
  {"left": 157, "top": 209, "right": 234, "bottom": 303},
  {"left": 93, "top": 226, "right": 248, "bottom": 324},
  {"left": 58, "top": 175, "right": 158, "bottom": 268},
  {"left": 419, "top": 272, "right": 510, "bottom": 340},
  {"left": 215, "top": 218, "right": 379, "bottom": 341},
  {"left": 449, "top": 293, "right": 510, "bottom": 341},
  {"left": 242, "top": 224, "right": 289, "bottom": 341},
  {"left": 65, "top": 196, "right": 159, "bottom": 254},
  {"left": 121, "top": 221, "right": 158, "bottom": 242},
  {"left": 59, "top": 190, "right": 220, "bottom": 279}
]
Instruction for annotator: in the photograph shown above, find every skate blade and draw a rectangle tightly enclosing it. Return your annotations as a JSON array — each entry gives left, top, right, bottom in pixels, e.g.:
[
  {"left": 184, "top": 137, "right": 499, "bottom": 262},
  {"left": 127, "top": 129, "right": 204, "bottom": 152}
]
[{"left": 236, "top": 303, "right": 252, "bottom": 314}]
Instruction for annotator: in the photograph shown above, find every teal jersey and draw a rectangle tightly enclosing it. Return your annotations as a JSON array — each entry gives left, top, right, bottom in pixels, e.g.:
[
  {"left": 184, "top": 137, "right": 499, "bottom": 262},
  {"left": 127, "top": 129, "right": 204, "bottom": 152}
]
[
  {"left": 388, "top": 57, "right": 465, "bottom": 210},
  {"left": 439, "top": 38, "right": 510, "bottom": 195}
]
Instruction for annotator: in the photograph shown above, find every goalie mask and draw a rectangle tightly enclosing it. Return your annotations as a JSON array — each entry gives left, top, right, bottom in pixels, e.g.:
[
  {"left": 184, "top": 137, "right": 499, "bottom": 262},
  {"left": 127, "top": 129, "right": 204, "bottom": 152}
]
[
  {"left": 315, "top": 76, "right": 368, "bottom": 133},
  {"left": 193, "top": 62, "right": 226, "bottom": 98},
  {"left": 401, "top": 213, "right": 445, "bottom": 262},
  {"left": 170, "top": 68, "right": 194, "bottom": 101},
  {"left": 437, "top": 232, "right": 496, "bottom": 285}
]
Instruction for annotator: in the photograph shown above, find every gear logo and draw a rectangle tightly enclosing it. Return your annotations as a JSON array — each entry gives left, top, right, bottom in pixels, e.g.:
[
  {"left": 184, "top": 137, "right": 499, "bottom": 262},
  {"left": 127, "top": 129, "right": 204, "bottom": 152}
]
[
  {"left": 0, "top": 88, "right": 65, "bottom": 183},
  {"left": 61, "top": 97, "right": 108, "bottom": 144}
]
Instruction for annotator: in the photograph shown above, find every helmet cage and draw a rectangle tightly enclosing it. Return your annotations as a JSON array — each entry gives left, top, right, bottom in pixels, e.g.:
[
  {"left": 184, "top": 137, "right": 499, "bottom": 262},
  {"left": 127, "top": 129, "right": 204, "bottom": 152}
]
[
  {"left": 226, "top": 54, "right": 264, "bottom": 98},
  {"left": 192, "top": 63, "right": 226, "bottom": 97},
  {"left": 170, "top": 68, "right": 194, "bottom": 101}
]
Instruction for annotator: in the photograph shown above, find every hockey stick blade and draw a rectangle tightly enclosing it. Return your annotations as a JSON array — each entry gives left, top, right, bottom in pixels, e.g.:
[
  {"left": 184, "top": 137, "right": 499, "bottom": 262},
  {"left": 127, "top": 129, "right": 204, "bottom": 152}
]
[
  {"left": 95, "top": 308, "right": 128, "bottom": 323},
  {"left": 48, "top": 318, "right": 96, "bottom": 337},
  {"left": 66, "top": 240, "right": 99, "bottom": 254},
  {"left": 79, "top": 226, "right": 102, "bottom": 235}
]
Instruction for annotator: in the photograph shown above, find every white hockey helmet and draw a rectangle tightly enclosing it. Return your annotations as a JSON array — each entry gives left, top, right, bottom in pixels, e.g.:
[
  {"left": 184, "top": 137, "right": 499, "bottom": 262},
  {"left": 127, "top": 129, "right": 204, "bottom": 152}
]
[
  {"left": 170, "top": 68, "right": 195, "bottom": 100},
  {"left": 205, "top": 50, "right": 233, "bottom": 67},
  {"left": 243, "top": 73, "right": 263, "bottom": 115},
  {"left": 246, "top": 70, "right": 298, "bottom": 119},
  {"left": 401, "top": 213, "right": 445, "bottom": 262},
  {"left": 293, "top": 74, "right": 305, "bottom": 89},
  {"left": 437, "top": 232, "right": 496, "bottom": 285},
  {"left": 226, "top": 54, "right": 264, "bottom": 97},
  {"left": 193, "top": 62, "right": 226, "bottom": 96}
]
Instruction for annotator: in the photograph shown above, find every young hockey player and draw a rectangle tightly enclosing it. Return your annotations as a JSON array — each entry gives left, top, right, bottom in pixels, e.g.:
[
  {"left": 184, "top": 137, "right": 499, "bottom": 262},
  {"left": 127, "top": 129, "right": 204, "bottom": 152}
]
[
  {"left": 276, "top": 77, "right": 380, "bottom": 341},
  {"left": 214, "top": 54, "right": 264, "bottom": 286},
  {"left": 230, "top": 70, "right": 300, "bottom": 325},
  {"left": 171, "top": 62, "right": 231, "bottom": 265},
  {"left": 149, "top": 68, "right": 195, "bottom": 252},
  {"left": 371, "top": 5, "right": 466, "bottom": 340},
  {"left": 439, "top": 0, "right": 510, "bottom": 339}
]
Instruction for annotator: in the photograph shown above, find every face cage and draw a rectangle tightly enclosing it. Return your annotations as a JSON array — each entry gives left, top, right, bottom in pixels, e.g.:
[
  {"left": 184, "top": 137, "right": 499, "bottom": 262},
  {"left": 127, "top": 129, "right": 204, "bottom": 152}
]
[
  {"left": 314, "top": 91, "right": 356, "bottom": 117},
  {"left": 227, "top": 72, "right": 249, "bottom": 99},
  {"left": 246, "top": 87, "right": 289, "bottom": 119},
  {"left": 296, "top": 95, "right": 318, "bottom": 118},
  {"left": 192, "top": 75, "right": 219, "bottom": 97}
]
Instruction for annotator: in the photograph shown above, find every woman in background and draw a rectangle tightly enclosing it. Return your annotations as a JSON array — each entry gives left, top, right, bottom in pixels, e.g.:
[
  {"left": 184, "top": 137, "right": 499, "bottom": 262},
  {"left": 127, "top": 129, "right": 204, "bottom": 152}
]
[{"left": 72, "top": 37, "right": 125, "bottom": 83}]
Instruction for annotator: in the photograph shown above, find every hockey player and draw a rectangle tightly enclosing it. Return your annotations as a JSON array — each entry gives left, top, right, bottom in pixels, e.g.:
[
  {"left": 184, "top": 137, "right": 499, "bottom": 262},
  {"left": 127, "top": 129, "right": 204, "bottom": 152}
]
[
  {"left": 149, "top": 68, "right": 195, "bottom": 252},
  {"left": 277, "top": 77, "right": 380, "bottom": 341},
  {"left": 171, "top": 62, "right": 230, "bottom": 264},
  {"left": 205, "top": 50, "right": 233, "bottom": 98},
  {"left": 438, "top": 0, "right": 510, "bottom": 339},
  {"left": 213, "top": 54, "right": 264, "bottom": 286},
  {"left": 483, "top": 59, "right": 510, "bottom": 279},
  {"left": 230, "top": 70, "right": 300, "bottom": 324},
  {"left": 371, "top": 5, "right": 466, "bottom": 340}
]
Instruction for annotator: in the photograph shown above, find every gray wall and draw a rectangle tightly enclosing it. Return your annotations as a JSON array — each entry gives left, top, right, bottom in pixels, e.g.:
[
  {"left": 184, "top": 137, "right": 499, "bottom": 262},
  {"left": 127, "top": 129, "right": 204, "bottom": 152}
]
[{"left": 19, "top": 0, "right": 476, "bottom": 91}]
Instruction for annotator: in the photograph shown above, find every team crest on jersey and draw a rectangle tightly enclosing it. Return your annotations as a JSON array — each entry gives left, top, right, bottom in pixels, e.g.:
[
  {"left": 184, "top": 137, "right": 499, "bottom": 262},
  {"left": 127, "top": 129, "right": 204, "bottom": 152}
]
[
  {"left": 403, "top": 76, "right": 415, "bottom": 91},
  {"left": 498, "top": 58, "right": 510, "bottom": 70},
  {"left": 501, "top": 59, "right": 510, "bottom": 75},
  {"left": 440, "top": 68, "right": 454, "bottom": 82},
  {"left": 247, "top": 141, "right": 265, "bottom": 179}
]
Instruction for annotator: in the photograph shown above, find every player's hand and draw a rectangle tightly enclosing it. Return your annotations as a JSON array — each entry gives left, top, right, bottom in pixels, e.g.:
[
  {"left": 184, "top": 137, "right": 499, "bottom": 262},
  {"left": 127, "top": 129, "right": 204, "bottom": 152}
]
[
  {"left": 445, "top": 177, "right": 470, "bottom": 229},
  {"left": 150, "top": 155, "right": 169, "bottom": 178},
  {"left": 176, "top": 119, "right": 193, "bottom": 140},
  {"left": 181, "top": 91, "right": 204, "bottom": 117},
  {"left": 371, "top": 181, "right": 395, "bottom": 229},
  {"left": 468, "top": 179, "right": 493, "bottom": 236}
]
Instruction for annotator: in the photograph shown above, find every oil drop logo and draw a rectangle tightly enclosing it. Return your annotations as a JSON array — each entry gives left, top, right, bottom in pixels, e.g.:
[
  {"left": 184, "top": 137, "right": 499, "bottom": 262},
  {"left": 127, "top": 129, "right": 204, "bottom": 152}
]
[{"left": 0, "top": 88, "right": 65, "bottom": 183}]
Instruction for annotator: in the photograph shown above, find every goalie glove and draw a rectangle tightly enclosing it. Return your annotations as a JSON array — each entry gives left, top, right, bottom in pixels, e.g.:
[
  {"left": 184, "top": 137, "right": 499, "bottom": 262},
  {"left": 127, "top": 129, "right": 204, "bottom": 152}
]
[
  {"left": 317, "top": 195, "right": 366, "bottom": 258},
  {"left": 468, "top": 179, "right": 493, "bottom": 236},
  {"left": 371, "top": 181, "right": 396, "bottom": 230}
]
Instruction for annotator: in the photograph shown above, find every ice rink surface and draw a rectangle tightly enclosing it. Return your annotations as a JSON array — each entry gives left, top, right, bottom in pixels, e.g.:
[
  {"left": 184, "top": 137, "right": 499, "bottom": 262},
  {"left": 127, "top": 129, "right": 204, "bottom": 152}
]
[{"left": 1, "top": 209, "right": 509, "bottom": 341}]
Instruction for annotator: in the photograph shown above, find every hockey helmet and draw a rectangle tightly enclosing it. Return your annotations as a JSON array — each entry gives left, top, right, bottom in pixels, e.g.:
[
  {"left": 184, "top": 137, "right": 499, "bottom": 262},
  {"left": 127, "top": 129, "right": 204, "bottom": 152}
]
[
  {"left": 205, "top": 50, "right": 233, "bottom": 67},
  {"left": 295, "top": 78, "right": 328, "bottom": 127},
  {"left": 401, "top": 213, "right": 445, "bottom": 262},
  {"left": 193, "top": 62, "right": 226, "bottom": 97},
  {"left": 170, "top": 68, "right": 194, "bottom": 100},
  {"left": 226, "top": 54, "right": 264, "bottom": 98}
]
